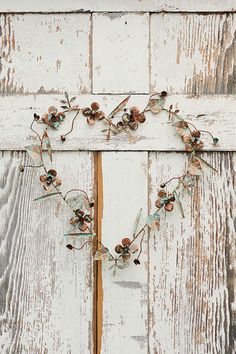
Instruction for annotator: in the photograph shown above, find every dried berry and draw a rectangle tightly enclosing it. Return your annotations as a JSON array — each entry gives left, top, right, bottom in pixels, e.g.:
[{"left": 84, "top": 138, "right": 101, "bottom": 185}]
[
  {"left": 60, "top": 134, "right": 66, "bottom": 142},
  {"left": 66, "top": 244, "right": 74, "bottom": 250},
  {"left": 160, "top": 183, "right": 166, "bottom": 188},
  {"left": 161, "top": 91, "right": 168, "bottom": 97},
  {"left": 134, "top": 259, "right": 140, "bottom": 265},
  {"left": 19, "top": 165, "right": 24, "bottom": 172}
]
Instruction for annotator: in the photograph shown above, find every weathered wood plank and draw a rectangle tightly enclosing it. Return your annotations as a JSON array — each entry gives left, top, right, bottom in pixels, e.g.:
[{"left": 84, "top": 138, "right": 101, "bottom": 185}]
[
  {"left": 92, "top": 13, "right": 149, "bottom": 94},
  {"left": 0, "top": 14, "right": 91, "bottom": 94},
  {"left": 0, "top": 0, "right": 235, "bottom": 13},
  {"left": 0, "top": 151, "right": 95, "bottom": 353},
  {"left": 148, "top": 151, "right": 236, "bottom": 353},
  {"left": 0, "top": 94, "right": 235, "bottom": 151},
  {"left": 100, "top": 152, "right": 148, "bottom": 354},
  {"left": 151, "top": 14, "right": 236, "bottom": 94}
]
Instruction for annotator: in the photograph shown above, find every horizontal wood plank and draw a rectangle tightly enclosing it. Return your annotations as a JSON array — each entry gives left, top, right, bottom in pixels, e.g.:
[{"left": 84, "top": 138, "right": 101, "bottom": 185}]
[
  {"left": 151, "top": 14, "right": 236, "bottom": 95},
  {"left": 0, "top": 150, "right": 95, "bottom": 353},
  {"left": 0, "top": 94, "right": 235, "bottom": 151},
  {"left": 0, "top": 14, "right": 91, "bottom": 94},
  {"left": 0, "top": 0, "right": 235, "bottom": 13}
]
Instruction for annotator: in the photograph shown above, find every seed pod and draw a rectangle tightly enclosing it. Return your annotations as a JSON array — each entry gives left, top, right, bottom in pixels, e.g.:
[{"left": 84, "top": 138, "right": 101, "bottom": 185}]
[
  {"left": 165, "top": 203, "right": 174, "bottom": 212},
  {"left": 115, "top": 244, "right": 124, "bottom": 254},
  {"left": 91, "top": 102, "right": 100, "bottom": 111},
  {"left": 122, "top": 238, "right": 132, "bottom": 247}
]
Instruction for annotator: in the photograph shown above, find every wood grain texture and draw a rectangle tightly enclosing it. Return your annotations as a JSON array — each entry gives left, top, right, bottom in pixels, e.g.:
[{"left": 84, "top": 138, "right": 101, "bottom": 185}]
[
  {"left": 92, "top": 13, "right": 149, "bottom": 94},
  {"left": 148, "top": 151, "right": 236, "bottom": 353},
  {"left": 100, "top": 152, "right": 149, "bottom": 354},
  {"left": 151, "top": 14, "right": 236, "bottom": 95},
  {"left": 0, "top": 14, "right": 91, "bottom": 94},
  {"left": 0, "top": 151, "right": 95, "bottom": 353},
  {"left": 0, "top": 0, "right": 235, "bottom": 13},
  {"left": 0, "top": 94, "right": 235, "bottom": 151}
]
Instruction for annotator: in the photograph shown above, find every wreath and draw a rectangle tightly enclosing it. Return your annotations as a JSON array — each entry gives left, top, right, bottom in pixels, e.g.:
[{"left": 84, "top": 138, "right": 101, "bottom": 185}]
[{"left": 19, "top": 91, "right": 219, "bottom": 276}]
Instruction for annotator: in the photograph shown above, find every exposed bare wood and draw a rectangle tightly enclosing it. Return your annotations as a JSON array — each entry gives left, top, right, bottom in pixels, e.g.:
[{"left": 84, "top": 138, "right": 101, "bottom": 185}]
[
  {"left": 151, "top": 14, "right": 236, "bottom": 94},
  {"left": 0, "top": 0, "right": 235, "bottom": 13},
  {"left": 0, "top": 94, "right": 234, "bottom": 151},
  {"left": 0, "top": 151, "right": 95, "bottom": 353},
  {"left": 0, "top": 14, "right": 91, "bottom": 94}
]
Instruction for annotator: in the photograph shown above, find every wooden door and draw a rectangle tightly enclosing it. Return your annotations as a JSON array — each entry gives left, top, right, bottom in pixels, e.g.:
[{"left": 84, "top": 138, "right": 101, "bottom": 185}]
[{"left": 0, "top": 2, "right": 235, "bottom": 353}]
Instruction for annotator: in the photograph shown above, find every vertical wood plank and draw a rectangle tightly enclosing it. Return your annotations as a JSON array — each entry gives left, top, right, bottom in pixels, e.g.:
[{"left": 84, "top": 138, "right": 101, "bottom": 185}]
[
  {"left": 148, "top": 152, "right": 236, "bottom": 353},
  {"left": 151, "top": 14, "right": 236, "bottom": 94},
  {"left": 100, "top": 152, "right": 149, "bottom": 353},
  {"left": 0, "top": 14, "right": 91, "bottom": 94},
  {"left": 92, "top": 13, "right": 149, "bottom": 94},
  {"left": 0, "top": 151, "right": 95, "bottom": 353}
]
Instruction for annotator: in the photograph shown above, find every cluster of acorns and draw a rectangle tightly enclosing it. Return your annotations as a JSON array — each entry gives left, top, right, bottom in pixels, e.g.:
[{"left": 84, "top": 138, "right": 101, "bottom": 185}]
[
  {"left": 114, "top": 237, "right": 139, "bottom": 261},
  {"left": 70, "top": 208, "right": 92, "bottom": 231},
  {"left": 82, "top": 102, "right": 105, "bottom": 125},
  {"left": 182, "top": 127, "right": 204, "bottom": 152},
  {"left": 116, "top": 106, "right": 146, "bottom": 131},
  {"left": 155, "top": 189, "right": 175, "bottom": 212}
]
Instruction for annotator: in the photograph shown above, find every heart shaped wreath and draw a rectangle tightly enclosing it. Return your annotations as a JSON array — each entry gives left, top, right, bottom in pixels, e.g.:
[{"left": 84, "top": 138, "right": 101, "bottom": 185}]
[{"left": 20, "top": 91, "right": 219, "bottom": 275}]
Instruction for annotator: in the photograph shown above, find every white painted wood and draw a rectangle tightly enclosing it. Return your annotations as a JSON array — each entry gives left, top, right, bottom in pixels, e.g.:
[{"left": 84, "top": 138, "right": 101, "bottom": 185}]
[
  {"left": 148, "top": 151, "right": 236, "bottom": 353},
  {"left": 0, "top": 14, "right": 91, "bottom": 94},
  {"left": 0, "top": 151, "right": 95, "bottom": 353},
  {"left": 151, "top": 14, "right": 236, "bottom": 94},
  {"left": 0, "top": 94, "right": 235, "bottom": 151},
  {"left": 0, "top": 0, "right": 235, "bottom": 13},
  {"left": 92, "top": 13, "right": 149, "bottom": 94},
  {"left": 100, "top": 152, "right": 148, "bottom": 354}
]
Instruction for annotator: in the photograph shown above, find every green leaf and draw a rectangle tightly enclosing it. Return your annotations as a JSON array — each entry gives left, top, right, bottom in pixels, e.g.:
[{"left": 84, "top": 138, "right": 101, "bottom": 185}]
[
  {"left": 146, "top": 214, "right": 160, "bottom": 230},
  {"left": 173, "top": 190, "right": 185, "bottom": 218},
  {"left": 60, "top": 100, "right": 67, "bottom": 104},
  {"left": 149, "top": 97, "right": 165, "bottom": 114},
  {"left": 101, "top": 129, "right": 108, "bottom": 133},
  {"left": 108, "top": 95, "right": 131, "bottom": 118},
  {"left": 61, "top": 105, "right": 69, "bottom": 110},
  {"left": 64, "top": 233, "right": 96, "bottom": 237},
  {"left": 70, "top": 96, "right": 76, "bottom": 102},
  {"left": 25, "top": 144, "right": 41, "bottom": 161},
  {"left": 66, "top": 194, "right": 90, "bottom": 210},
  {"left": 42, "top": 130, "right": 53, "bottom": 162},
  {"left": 133, "top": 208, "right": 142, "bottom": 237},
  {"left": 197, "top": 156, "right": 218, "bottom": 173},
  {"left": 33, "top": 192, "right": 61, "bottom": 201}
]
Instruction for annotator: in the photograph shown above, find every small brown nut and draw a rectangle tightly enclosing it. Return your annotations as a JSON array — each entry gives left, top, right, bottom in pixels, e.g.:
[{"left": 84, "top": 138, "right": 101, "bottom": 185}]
[
  {"left": 91, "top": 102, "right": 100, "bottom": 111},
  {"left": 158, "top": 190, "right": 167, "bottom": 198},
  {"left": 115, "top": 244, "right": 124, "bottom": 254},
  {"left": 130, "top": 106, "right": 140, "bottom": 116},
  {"left": 122, "top": 238, "right": 132, "bottom": 247},
  {"left": 165, "top": 203, "right": 174, "bottom": 212}
]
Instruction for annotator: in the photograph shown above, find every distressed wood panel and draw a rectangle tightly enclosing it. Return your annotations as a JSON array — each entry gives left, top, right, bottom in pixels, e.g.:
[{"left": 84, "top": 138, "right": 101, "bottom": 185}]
[
  {"left": 92, "top": 13, "right": 149, "bottom": 94},
  {"left": 148, "top": 152, "right": 236, "bottom": 353},
  {"left": 151, "top": 14, "right": 236, "bottom": 95},
  {"left": 100, "top": 152, "right": 149, "bottom": 353},
  {"left": 0, "top": 0, "right": 236, "bottom": 13},
  {"left": 0, "top": 14, "right": 91, "bottom": 94},
  {"left": 0, "top": 151, "right": 95, "bottom": 353},
  {"left": 0, "top": 94, "right": 235, "bottom": 151}
]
